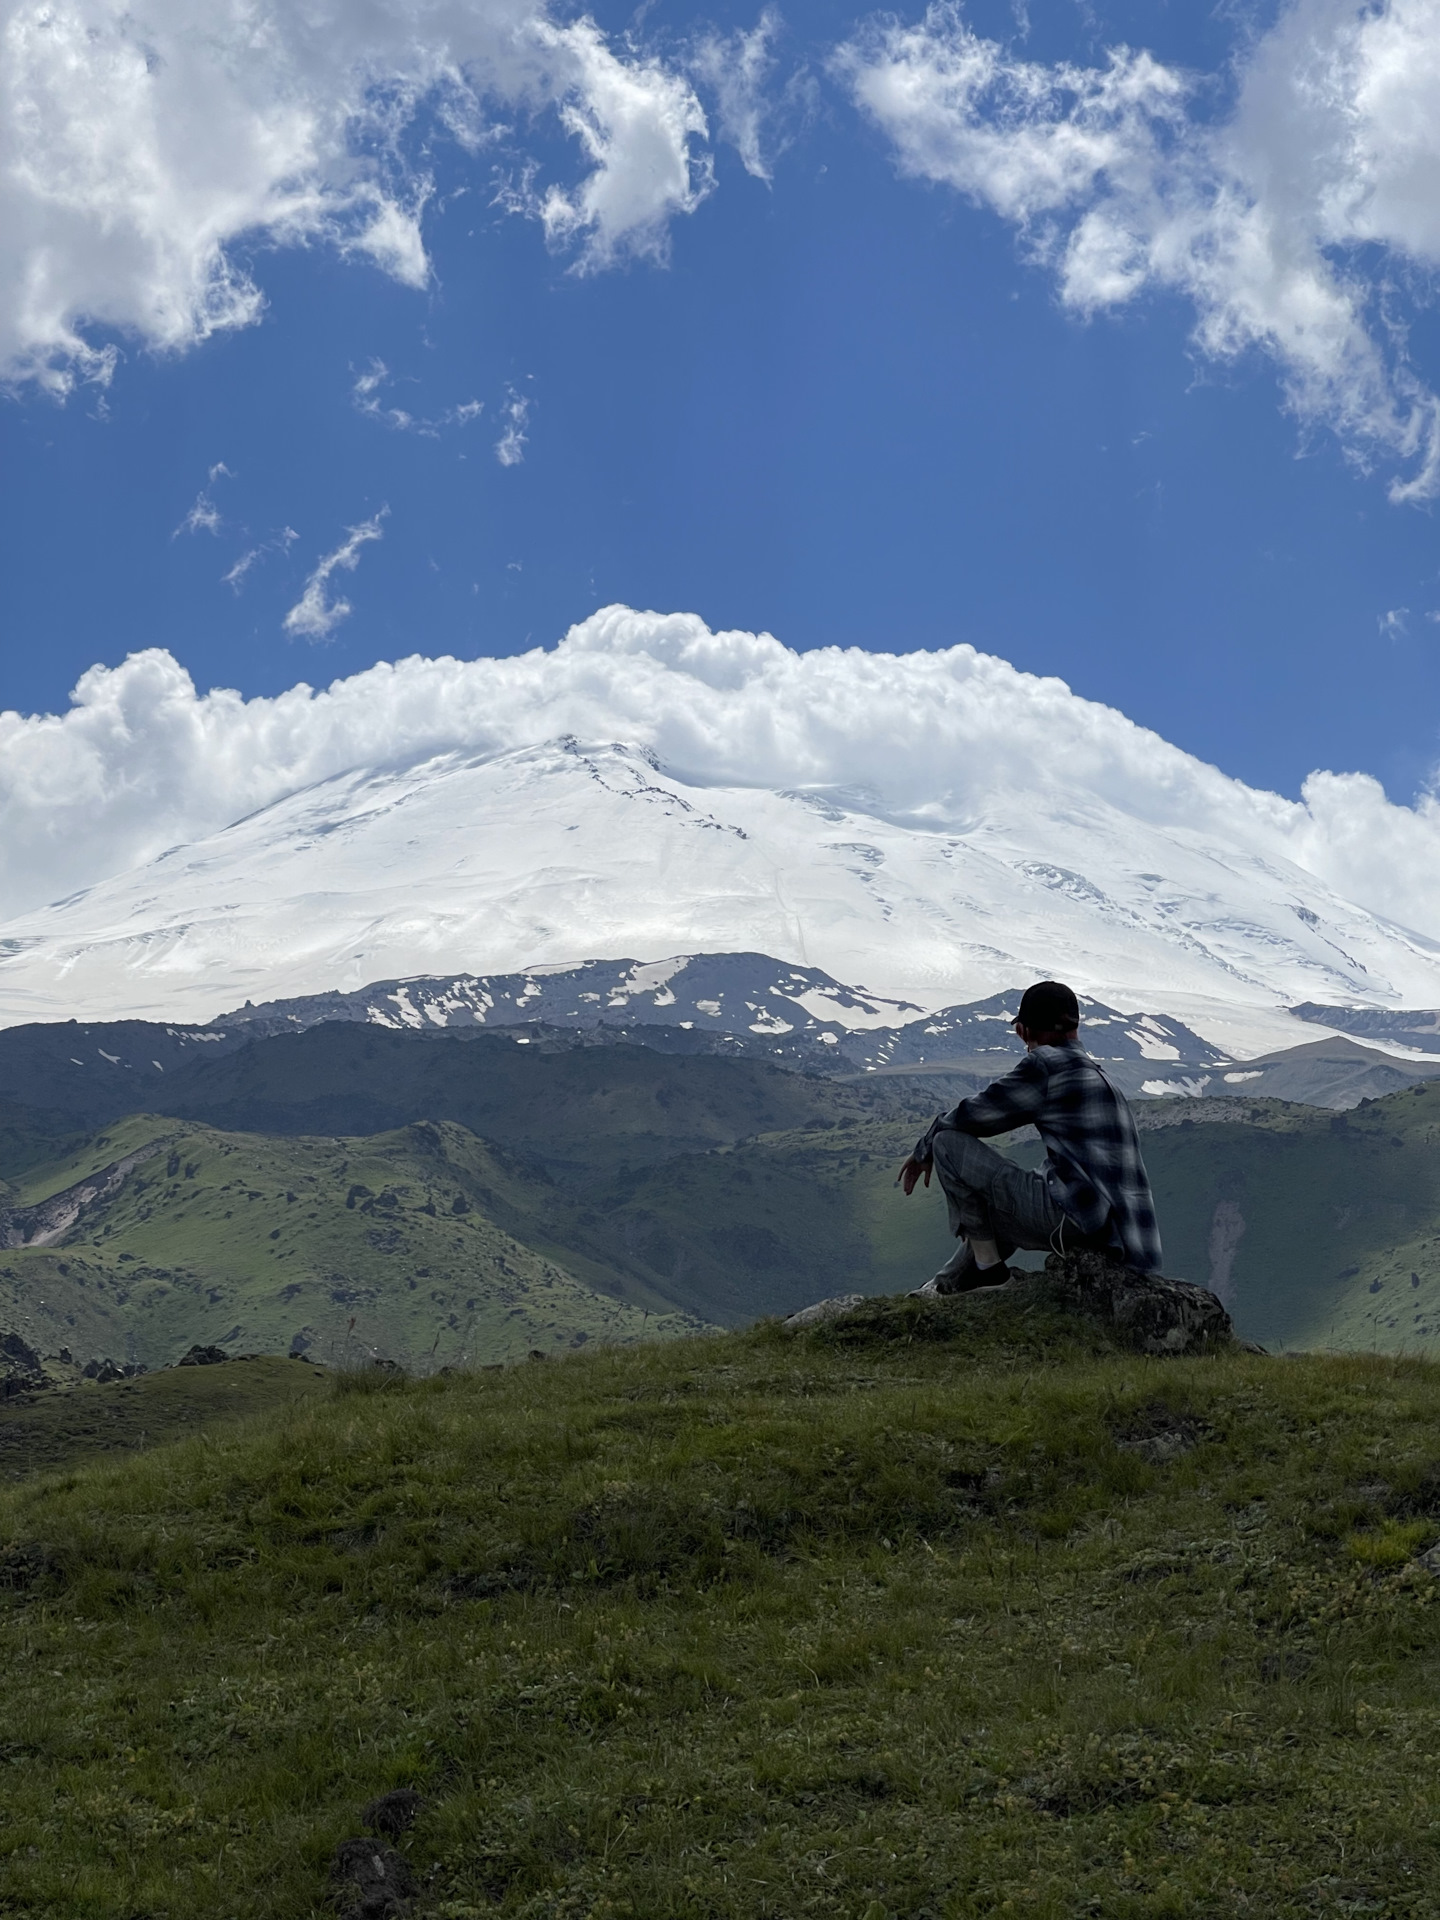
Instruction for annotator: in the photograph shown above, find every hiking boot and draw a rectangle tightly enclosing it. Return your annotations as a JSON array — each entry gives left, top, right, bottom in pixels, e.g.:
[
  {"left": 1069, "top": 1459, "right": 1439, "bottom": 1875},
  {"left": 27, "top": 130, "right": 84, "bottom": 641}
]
[{"left": 908, "top": 1261, "right": 1012, "bottom": 1299}]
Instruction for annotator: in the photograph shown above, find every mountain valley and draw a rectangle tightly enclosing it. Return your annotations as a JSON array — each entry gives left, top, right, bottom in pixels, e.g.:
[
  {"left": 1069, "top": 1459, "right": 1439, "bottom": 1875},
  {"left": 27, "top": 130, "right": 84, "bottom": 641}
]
[{"left": 4, "top": 1016, "right": 1440, "bottom": 1371}]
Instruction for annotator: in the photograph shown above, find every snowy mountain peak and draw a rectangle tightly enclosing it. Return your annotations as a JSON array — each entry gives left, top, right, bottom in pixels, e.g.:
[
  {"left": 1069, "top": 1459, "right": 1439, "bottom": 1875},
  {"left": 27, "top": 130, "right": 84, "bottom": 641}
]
[{"left": 3, "top": 711, "right": 1440, "bottom": 1055}]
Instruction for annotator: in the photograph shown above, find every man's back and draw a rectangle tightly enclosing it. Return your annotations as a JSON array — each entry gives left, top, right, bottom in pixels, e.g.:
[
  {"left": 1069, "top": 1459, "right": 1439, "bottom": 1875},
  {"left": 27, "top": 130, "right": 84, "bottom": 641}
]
[{"left": 924, "top": 1039, "right": 1162, "bottom": 1271}]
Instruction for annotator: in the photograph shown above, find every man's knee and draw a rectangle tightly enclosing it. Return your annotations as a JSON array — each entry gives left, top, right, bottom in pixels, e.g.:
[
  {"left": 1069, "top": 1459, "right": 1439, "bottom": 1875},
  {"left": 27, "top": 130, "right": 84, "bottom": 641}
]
[{"left": 931, "top": 1129, "right": 1008, "bottom": 1191}]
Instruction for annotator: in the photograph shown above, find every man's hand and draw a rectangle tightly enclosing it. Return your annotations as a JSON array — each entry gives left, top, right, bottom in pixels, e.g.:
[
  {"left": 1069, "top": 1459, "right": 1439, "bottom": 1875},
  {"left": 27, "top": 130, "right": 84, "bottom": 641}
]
[{"left": 896, "top": 1155, "right": 931, "bottom": 1196}]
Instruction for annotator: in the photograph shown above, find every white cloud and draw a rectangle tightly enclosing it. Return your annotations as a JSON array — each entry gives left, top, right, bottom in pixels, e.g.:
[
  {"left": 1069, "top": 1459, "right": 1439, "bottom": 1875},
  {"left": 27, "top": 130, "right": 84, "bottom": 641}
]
[
  {"left": 223, "top": 525, "right": 297, "bottom": 594},
  {"left": 2, "top": 605, "right": 1440, "bottom": 957},
  {"left": 0, "top": 0, "right": 713, "bottom": 391},
  {"left": 173, "top": 460, "right": 233, "bottom": 536},
  {"left": 495, "top": 386, "right": 530, "bottom": 464},
  {"left": 532, "top": 18, "right": 712, "bottom": 266},
  {"left": 351, "top": 358, "right": 483, "bottom": 433},
  {"left": 283, "top": 512, "right": 388, "bottom": 640},
  {"left": 174, "top": 493, "right": 222, "bottom": 538},
  {"left": 837, "top": 0, "right": 1440, "bottom": 500},
  {"left": 691, "top": 10, "right": 782, "bottom": 182},
  {"left": 223, "top": 549, "right": 260, "bottom": 591}
]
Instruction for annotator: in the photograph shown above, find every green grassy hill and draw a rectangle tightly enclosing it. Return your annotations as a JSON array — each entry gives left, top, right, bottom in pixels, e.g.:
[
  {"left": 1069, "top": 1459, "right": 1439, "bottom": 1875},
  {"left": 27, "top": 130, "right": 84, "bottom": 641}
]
[
  {"left": 5, "top": 1306, "right": 1440, "bottom": 1917},
  {"left": 0, "top": 1116, "right": 705, "bottom": 1371},
  {"left": 0, "top": 1354, "right": 330, "bottom": 1482}
]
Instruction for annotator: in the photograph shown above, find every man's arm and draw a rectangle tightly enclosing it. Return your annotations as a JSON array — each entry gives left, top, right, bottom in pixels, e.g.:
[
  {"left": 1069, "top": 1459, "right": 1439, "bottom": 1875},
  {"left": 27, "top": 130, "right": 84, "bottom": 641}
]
[{"left": 898, "top": 1054, "right": 1048, "bottom": 1194}]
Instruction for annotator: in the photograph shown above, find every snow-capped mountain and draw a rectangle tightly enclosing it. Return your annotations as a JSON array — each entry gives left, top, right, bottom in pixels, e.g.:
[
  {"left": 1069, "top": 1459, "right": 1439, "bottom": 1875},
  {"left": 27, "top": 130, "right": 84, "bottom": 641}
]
[
  {"left": 4, "top": 732, "right": 1440, "bottom": 1055},
  {"left": 214, "top": 952, "right": 1232, "bottom": 1080}
]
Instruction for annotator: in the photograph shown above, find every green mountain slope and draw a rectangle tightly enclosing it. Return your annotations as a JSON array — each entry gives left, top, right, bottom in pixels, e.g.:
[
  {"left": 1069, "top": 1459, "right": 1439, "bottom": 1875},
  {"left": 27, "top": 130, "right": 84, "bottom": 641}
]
[
  {"left": 5, "top": 1311, "right": 1440, "bottom": 1918},
  {"left": 0, "top": 1109, "right": 964, "bottom": 1365},
  {"left": 0, "top": 1116, "right": 704, "bottom": 1370},
  {"left": 11, "top": 1064, "right": 1440, "bottom": 1368},
  {"left": 1136, "top": 1084, "right": 1440, "bottom": 1351}
]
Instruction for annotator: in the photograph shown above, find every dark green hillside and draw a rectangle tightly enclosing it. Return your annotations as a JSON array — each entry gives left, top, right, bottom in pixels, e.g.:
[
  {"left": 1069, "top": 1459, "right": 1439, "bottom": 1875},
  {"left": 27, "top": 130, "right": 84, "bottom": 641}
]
[
  {"left": 0, "top": 1116, "right": 703, "bottom": 1370},
  {"left": 0, "top": 1094, "right": 84, "bottom": 1190},
  {"left": 6, "top": 1312, "right": 1440, "bottom": 1917},
  {"left": 1138, "top": 1083, "right": 1440, "bottom": 1352},
  {"left": 6, "top": 1020, "right": 915, "bottom": 1168},
  {"left": 559, "top": 1121, "right": 963, "bottom": 1323},
  {"left": 11, "top": 1067, "right": 1440, "bottom": 1368}
]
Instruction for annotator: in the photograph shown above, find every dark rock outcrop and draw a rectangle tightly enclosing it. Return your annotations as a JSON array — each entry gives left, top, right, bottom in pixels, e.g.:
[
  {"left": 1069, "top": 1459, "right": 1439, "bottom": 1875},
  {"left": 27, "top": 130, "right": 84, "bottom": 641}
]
[
  {"left": 329, "top": 1836, "right": 416, "bottom": 1916},
  {"left": 176, "top": 1344, "right": 229, "bottom": 1367},
  {"left": 1, "top": 1331, "right": 47, "bottom": 1402},
  {"left": 81, "top": 1356, "right": 145, "bottom": 1383},
  {"left": 1035, "top": 1249, "right": 1234, "bottom": 1355},
  {"left": 783, "top": 1251, "right": 1235, "bottom": 1357},
  {"left": 361, "top": 1789, "right": 425, "bottom": 1838}
]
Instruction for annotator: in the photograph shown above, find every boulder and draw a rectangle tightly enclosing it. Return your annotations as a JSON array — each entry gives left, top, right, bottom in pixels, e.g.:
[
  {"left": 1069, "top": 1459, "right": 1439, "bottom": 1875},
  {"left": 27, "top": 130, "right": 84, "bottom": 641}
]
[
  {"left": 1035, "top": 1249, "right": 1234, "bottom": 1356},
  {"left": 782, "top": 1293, "right": 866, "bottom": 1332},
  {"left": 177, "top": 1345, "right": 229, "bottom": 1368},
  {"left": 781, "top": 1252, "right": 1234, "bottom": 1357},
  {"left": 1, "top": 1331, "right": 46, "bottom": 1401},
  {"left": 329, "top": 1836, "right": 416, "bottom": 1917}
]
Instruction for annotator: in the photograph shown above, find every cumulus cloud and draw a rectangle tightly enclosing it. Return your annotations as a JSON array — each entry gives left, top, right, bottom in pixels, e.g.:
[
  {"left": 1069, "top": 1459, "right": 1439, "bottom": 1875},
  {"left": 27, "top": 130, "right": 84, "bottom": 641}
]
[
  {"left": 837, "top": 0, "right": 1440, "bottom": 500},
  {"left": 2, "top": 604, "right": 1440, "bottom": 946},
  {"left": 0, "top": 0, "right": 712, "bottom": 391},
  {"left": 283, "top": 512, "right": 388, "bottom": 640}
]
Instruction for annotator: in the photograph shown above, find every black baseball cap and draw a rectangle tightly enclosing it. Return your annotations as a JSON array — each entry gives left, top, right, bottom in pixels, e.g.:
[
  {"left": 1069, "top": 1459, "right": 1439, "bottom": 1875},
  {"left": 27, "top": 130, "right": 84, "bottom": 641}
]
[{"left": 1013, "top": 980, "right": 1080, "bottom": 1032}]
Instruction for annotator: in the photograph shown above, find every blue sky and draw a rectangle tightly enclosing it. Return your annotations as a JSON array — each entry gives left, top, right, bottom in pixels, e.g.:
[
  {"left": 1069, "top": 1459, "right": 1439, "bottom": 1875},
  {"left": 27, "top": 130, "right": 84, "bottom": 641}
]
[{"left": 5, "top": 0, "right": 1440, "bottom": 807}]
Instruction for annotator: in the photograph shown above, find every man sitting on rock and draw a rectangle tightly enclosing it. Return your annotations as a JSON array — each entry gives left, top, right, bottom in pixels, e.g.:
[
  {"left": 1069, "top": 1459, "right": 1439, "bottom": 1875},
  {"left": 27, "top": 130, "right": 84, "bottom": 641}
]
[{"left": 898, "top": 980, "right": 1161, "bottom": 1294}]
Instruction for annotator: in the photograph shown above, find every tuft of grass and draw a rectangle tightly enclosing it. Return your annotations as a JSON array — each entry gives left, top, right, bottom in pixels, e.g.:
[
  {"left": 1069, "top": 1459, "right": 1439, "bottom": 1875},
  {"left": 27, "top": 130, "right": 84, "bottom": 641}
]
[
  {"left": 1346, "top": 1518, "right": 1435, "bottom": 1568},
  {"left": 5, "top": 1312, "right": 1440, "bottom": 1916}
]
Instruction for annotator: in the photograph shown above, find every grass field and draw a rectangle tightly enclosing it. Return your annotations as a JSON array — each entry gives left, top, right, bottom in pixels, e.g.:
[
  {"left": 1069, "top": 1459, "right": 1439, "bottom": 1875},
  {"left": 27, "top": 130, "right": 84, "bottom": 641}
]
[
  {"left": 4, "top": 1300, "right": 1440, "bottom": 1917},
  {"left": 0, "top": 1355, "right": 331, "bottom": 1483}
]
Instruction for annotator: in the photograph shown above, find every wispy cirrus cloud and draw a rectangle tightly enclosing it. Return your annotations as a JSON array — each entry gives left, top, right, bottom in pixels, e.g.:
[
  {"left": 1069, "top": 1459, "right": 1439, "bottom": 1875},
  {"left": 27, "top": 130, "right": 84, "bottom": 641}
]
[
  {"left": 836, "top": 0, "right": 1440, "bottom": 501},
  {"left": 495, "top": 387, "right": 531, "bottom": 466},
  {"left": 172, "top": 462, "right": 233, "bottom": 537},
  {"left": 223, "top": 526, "right": 297, "bottom": 594},
  {"left": 350, "top": 360, "right": 483, "bottom": 435},
  {"left": 283, "top": 511, "right": 387, "bottom": 640}
]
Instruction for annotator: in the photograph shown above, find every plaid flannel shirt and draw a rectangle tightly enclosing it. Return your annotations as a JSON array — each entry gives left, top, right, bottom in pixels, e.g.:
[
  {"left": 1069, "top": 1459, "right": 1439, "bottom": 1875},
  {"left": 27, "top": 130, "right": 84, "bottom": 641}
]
[{"left": 914, "top": 1039, "right": 1163, "bottom": 1272}]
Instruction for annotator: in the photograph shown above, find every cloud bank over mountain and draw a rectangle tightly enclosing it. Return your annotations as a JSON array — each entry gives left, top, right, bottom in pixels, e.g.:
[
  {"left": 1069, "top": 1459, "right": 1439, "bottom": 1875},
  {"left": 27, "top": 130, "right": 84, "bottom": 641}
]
[
  {"left": 1, "top": 605, "right": 1438, "bottom": 950},
  {"left": 0, "top": 0, "right": 710, "bottom": 390},
  {"left": 840, "top": 0, "right": 1440, "bottom": 500}
]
